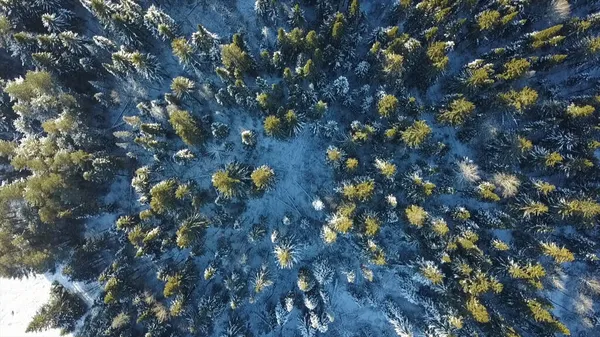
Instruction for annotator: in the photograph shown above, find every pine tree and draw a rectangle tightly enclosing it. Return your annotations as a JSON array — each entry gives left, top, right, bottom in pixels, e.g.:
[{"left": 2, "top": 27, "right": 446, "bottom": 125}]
[
  {"left": 477, "top": 10, "right": 501, "bottom": 31},
  {"left": 405, "top": 205, "right": 427, "bottom": 227},
  {"left": 349, "top": 0, "right": 360, "bottom": 21},
  {"left": 374, "top": 158, "right": 396, "bottom": 179},
  {"left": 498, "top": 87, "right": 538, "bottom": 112},
  {"left": 559, "top": 198, "right": 600, "bottom": 220},
  {"left": 264, "top": 115, "right": 283, "bottom": 137},
  {"left": 251, "top": 165, "right": 275, "bottom": 191},
  {"left": 566, "top": 104, "right": 595, "bottom": 118},
  {"left": 149, "top": 179, "right": 178, "bottom": 214},
  {"left": 289, "top": 4, "right": 305, "bottom": 28},
  {"left": 499, "top": 58, "right": 530, "bottom": 80},
  {"left": 342, "top": 179, "right": 375, "bottom": 201},
  {"left": 419, "top": 260, "right": 444, "bottom": 285},
  {"left": 172, "top": 38, "right": 196, "bottom": 68},
  {"left": 521, "top": 201, "right": 549, "bottom": 218},
  {"left": 401, "top": 120, "right": 431, "bottom": 148},
  {"left": 331, "top": 13, "right": 345, "bottom": 41},
  {"left": 427, "top": 41, "right": 449, "bottom": 71},
  {"left": 222, "top": 35, "right": 253, "bottom": 73},
  {"left": 530, "top": 25, "right": 564, "bottom": 49},
  {"left": 163, "top": 273, "right": 183, "bottom": 297},
  {"left": 466, "top": 297, "right": 490, "bottom": 323},
  {"left": 274, "top": 240, "right": 299, "bottom": 269},
  {"left": 169, "top": 109, "right": 203, "bottom": 146},
  {"left": 176, "top": 213, "right": 209, "bottom": 249},
  {"left": 378, "top": 94, "right": 398, "bottom": 117},
  {"left": 212, "top": 163, "right": 250, "bottom": 199},
  {"left": 540, "top": 242, "right": 574, "bottom": 263},
  {"left": 252, "top": 267, "right": 274, "bottom": 294},
  {"left": 438, "top": 98, "right": 475, "bottom": 126},
  {"left": 170, "top": 76, "right": 195, "bottom": 99}
]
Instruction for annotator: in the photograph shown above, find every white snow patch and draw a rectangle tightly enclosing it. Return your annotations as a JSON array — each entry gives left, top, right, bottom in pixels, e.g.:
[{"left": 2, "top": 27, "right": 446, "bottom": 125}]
[{"left": 0, "top": 270, "right": 99, "bottom": 337}]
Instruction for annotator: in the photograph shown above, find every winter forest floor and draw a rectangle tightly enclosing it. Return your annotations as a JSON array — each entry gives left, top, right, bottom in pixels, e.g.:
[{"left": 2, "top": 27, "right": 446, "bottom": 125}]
[{"left": 0, "top": 0, "right": 600, "bottom": 337}]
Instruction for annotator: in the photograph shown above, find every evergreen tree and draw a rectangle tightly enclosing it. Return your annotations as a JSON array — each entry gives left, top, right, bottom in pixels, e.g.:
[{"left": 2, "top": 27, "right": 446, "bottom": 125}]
[
  {"left": 169, "top": 109, "right": 204, "bottom": 146},
  {"left": 212, "top": 163, "right": 250, "bottom": 199}
]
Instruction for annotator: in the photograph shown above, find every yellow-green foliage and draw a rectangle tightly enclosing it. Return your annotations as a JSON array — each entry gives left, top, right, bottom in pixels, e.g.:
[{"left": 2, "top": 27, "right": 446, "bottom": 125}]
[
  {"left": 466, "top": 297, "right": 490, "bottom": 323},
  {"left": 530, "top": 25, "right": 564, "bottom": 49},
  {"left": 526, "top": 299, "right": 554, "bottom": 323},
  {"left": 427, "top": 41, "right": 449, "bottom": 70},
  {"left": 540, "top": 242, "right": 574, "bottom": 263},
  {"left": 345, "top": 158, "right": 358, "bottom": 171},
  {"left": 545, "top": 152, "right": 563, "bottom": 167},
  {"left": 175, "top": 184, "right": 191, "bottom": 200},
  {"left": 438, "top": 98, "right": 475, "bottom": 125},
  {"left": 254, "top": 269, "right": 273, "bottom": 293},
  {"left": 351, "top": 123, "right": 375, "bottom": 142},
  {"left": 170, "top": 76, "right": 195, "bottom": 98},
  {"left": 501, "top": 11, "right": 518, "bottom": 25},
  {"left": 384, "top": 52, "right": 404, "bottom": 75},
  {"left": 477, "top": 10, "right": 500, "bottom": 31},
  {"left": 508, "top": 261, "right": 546, "bottom": 289},
  {"left": 212, "top": 169, "right": 243, "bottom": 198},
  {"left": 588, "top": 36, "right": 600, "bottom": 54},
  {"left": 526, "top": 299, "right": 571, "bottom": 336},
  {"left": 467, "top": 66, "right": 495, "bottom": 87},
  {"left": 521, "top": 201, "right": 548, "bottom": 217},
  {"left": 331, "top": 214, "right": 353, "bottom": 233},
  {"left": 363, "top": 215, "right": 380, "bottom": 236},
  {"left": 559, "top": 199, "right": 600, "bottom": 219},
  {"left": 342, "top": 180, "right": 375, "bottom": 201},
  {"left": 431, "top": 218, "right": 449, "bottom": 236},
  {"left": 169, "top": 298, "right": 185, "bottom": 317},
  {"left": 221, "top": 41, "right": 252, "bottom": 72},
  {"left": 492, "top": 239, "right": 509, "bottom": 251},
  {"left": 460, "top": 271, "right": 503, "bottom": 295},
  {"left": 274, "top": 242, "right": 297, "bottom": 269},
  {"left": 263, "top": 115, "right": 282, "bottom": 137},
  {"left": 172, "top": 38, "right": 194, "bottom": 64},
  {"left": 163, "top": 273, "right": 182, "bottom": 297},
  {"left": 498, "top": 87, "right": 538, "bottom": 112},
  {"left": 566, "top": 104, "right": 595, "bottom": 118},
  {"left": 4, "top": 71, "right": 53, "bottom": 102},
  {"left": 374, "top": 159, "right": 396, "bottom": 179},
  {"left": 378, "top": 94, "right": 398, "bottom": 117},
  {"left": 406, "top": 205, "right": 427, "bottom": 227},
  {"left": 547, "top": 54, "right": 568, "bottom": 65},
  {"left": 420, "top": 262, "right": 444, "bottom": 285},
  {"left": 251, "top": 165, "right": 275, "bottom": 190},
  {"left": 478, "top": 182, "right": 500, "bottom": 201},
  {"left": 517, "top": 136, "right": 533, "bottom": 152},
  {"left": 401, "top": 120, "right": 431, "bottom": 148},
  {"left": 326, "top": 146, "right": 344, "bottom": 163},
  {"left": 332, "top": 14, "right": 345, "bottom": 40},
  {"left": 371, "top": 247, "right": 386, "bottom": 266},
  {"left": 321, "top": 225, "right": 337, "bottom": 244},
  {"left": 499, "top": 58, "right": 530, "bottom": 80},
  {"left": 534, "top": 180, "right": 556, "bottom": 195},
  {"left": 176, "top": 214, "right": 208, "bottom": 249},
  {"left": 169, "top": 110, "right": 203, "bottom": 146},
  {"left": 457, "top": 230, "right": 481, "bottom": 252},
  {"left": 149, "top": 180, "right": 178, "bottom": 214}
]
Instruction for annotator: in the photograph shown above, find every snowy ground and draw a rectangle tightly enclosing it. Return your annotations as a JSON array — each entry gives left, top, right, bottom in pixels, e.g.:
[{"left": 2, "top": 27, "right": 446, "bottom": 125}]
[
  {"left": 0, "top": 275, "right": 67, "bottom": 337},
  {"left": 0, "top": 271, "right": 97, "bottom": 337}
]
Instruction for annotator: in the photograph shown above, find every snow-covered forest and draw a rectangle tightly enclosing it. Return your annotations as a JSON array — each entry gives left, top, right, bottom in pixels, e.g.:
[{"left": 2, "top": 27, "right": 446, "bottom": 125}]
[{"left": 0, "top": 0, "right": 599, "bottom": 336}]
